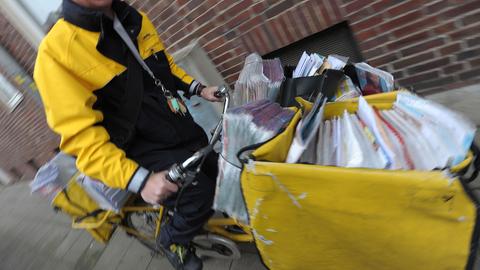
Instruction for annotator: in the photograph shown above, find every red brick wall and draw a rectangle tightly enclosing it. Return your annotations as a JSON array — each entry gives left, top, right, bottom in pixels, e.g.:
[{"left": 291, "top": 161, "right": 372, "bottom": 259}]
[
  {"left": 2, "top": 0, "right": 480, "bottom": 181},
  {"left": 0, "top": 92, "right": 59, "bottom": 181},
  {"left": 128, "top": 0, "right": 480, "bottom": 94},
  {"left": 0, "top": 16, "right": 59, "bottom": 182},
  {"left": 0, "top": 16, "right": 36, "bottom": 74}
]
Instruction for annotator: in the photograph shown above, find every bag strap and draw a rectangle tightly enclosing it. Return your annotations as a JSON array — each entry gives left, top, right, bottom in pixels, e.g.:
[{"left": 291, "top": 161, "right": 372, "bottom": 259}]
[
  {"left": 72, "top": 210, "right": 113, "bottom": 230},
  {"left": 61, "top": 189, "right": 89, "bottom": 214},
  {"left": 103, "top": 13, "right": 146, "bottom": 146},
  {"left": 113, "top": 13, "right": 169, "bottom": 95},
  {"left": 236, "top": 124, "right": 291, "bottom": 165},
  {"left": 74, "top": 209, "right": 104, "bottom": 223},
  {"left": 460, "top": 143, "right": 480, "bottom": 183}
]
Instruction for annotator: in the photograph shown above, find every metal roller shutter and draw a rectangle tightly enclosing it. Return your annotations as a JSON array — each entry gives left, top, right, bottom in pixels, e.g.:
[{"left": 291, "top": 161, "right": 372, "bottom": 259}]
[{"left": 264, "top": 21, "right": 363, "bottom": 65}]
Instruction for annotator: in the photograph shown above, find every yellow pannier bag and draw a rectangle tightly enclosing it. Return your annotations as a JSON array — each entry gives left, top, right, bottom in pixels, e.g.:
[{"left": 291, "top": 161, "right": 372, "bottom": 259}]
[
  {"left": 240, "top": 92, "right": 479, "bottom": 270},
  {"left": 52, "top": 175, "right": 122, "bottom": 243}
]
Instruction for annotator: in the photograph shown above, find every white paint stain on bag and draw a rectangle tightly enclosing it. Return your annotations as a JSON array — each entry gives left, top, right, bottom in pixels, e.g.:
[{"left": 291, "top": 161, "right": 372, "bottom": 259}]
[
  {"left": 247, "top": 168, "right": 303, "bottom": 208},
  {"left": 267, "top": 173, "right": 302, "bottom": 208},
  {"left": 297, "top": 192, "right": 308, "bottom": 200},
  {"left": 250, "top": 197, "right": 264, "bottom": 221},
  {"left": 252, "top": 229, "right": 274, "bottom": 245}
]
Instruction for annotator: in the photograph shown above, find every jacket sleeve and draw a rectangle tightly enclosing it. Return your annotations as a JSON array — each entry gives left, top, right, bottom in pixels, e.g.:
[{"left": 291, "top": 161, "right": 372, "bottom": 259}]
[
  {"left": 34, "top": 43, "right": 150, "bottom": 193},
  {"left": 163, "top": 45, "right": 204, "bottom": 98}
]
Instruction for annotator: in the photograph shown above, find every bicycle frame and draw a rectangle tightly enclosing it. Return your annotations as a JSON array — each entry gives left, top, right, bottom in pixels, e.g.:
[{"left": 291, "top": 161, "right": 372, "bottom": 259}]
[{"left": 119, "top": 204, "right": 253, "bottom": 243}]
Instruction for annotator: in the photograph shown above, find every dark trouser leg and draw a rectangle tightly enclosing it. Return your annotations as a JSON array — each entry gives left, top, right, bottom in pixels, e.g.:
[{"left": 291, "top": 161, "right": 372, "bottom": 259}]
[
  {"left": 159, "top": 170, "right": 216, "bottom": 247},
  {"left": 132, "top": 148, "right": 218, "bottom": 248},
  {"left": 159, "top": 152, "right": 218, "bottom": 248}
]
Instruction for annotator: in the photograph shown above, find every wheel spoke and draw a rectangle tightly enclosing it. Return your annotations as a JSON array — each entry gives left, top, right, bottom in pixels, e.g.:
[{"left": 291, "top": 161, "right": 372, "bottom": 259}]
[{"left": 125, "top": 208, "right": 161, "bottom": 253}]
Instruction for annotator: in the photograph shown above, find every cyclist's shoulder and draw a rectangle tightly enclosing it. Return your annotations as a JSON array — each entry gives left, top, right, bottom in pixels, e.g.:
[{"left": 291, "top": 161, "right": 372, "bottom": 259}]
[
  {"left": 39, "top": 19, "right": 99, "bottom": 62},
  {"left": 40, "top": 19, "right": 75, "bottom": 53}
]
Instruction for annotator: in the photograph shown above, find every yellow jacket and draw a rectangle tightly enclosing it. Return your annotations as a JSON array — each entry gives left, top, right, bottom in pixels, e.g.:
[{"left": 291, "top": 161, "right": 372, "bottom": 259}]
[{"left": 34, "top": 1, "right": 201, "bottom": 192}]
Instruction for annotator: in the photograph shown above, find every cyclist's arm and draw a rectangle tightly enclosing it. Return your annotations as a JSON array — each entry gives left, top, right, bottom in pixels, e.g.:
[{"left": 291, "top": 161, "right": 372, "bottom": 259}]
[{"left": 34, "top": 41, "right": 149, "bottom": 193}]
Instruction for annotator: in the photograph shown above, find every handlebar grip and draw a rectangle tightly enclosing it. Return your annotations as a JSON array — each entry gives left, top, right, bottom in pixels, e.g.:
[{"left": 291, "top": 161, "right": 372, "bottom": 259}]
[
  {"left": 165, "top": 171, "right": 174, "bottom": 183},
  {"left": 214, "top": 85, "right": 227, "bottom": 98},
  {"left": 166, "top": 163, "right": 184, "bottom": 184}
]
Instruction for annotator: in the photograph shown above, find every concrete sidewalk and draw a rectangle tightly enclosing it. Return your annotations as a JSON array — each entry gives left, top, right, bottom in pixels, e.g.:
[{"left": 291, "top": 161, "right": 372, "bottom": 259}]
[{"left": 0, "top": 182, "right": 266, "bottom": 270}]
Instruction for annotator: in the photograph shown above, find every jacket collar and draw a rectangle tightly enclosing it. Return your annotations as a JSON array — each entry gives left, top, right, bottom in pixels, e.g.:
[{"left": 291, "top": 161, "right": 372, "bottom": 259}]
[
  {"left": 62, "top": 0, "right": 103, "bottom": 32},
  {"left": 62, "top": 0, "right": 140, "bottom": 32},
  {"left": 62, "top": 0, "right": 143, "bottom": 66}
]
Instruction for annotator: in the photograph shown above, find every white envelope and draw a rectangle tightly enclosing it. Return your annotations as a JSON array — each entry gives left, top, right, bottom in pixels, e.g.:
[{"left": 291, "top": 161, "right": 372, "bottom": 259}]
[
  {"left": 357, "top": 96, "right": 397, "bottom": 169},
  {"left": 286, "top": 96, "right": 327, "bottom": 163},
  {"left": 351, "top": 114, "right": 387, "bottom": 169}
]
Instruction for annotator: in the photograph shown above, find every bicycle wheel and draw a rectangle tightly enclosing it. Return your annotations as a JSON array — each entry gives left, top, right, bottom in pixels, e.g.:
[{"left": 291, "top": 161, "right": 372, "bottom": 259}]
[{"left": 124, "top": 205, "right": 164, "bottom": 255}]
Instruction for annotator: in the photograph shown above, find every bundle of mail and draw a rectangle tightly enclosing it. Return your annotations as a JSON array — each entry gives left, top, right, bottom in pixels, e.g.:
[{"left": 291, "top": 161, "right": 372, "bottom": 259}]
[
  {"left": 293, "top": 52, "right": 348, "bottom": 77},
  {"left": 286, "top": 92, "right": 476, "bottom": 171},
  {"left": 215, "top": 100, "right": 295, "bottom": 223},
  {"left": 232, "top": 53, "right": 284, "bottom": 107},
  {"left": 293, "top": 51, "right": 395, "bottom": 100},
  {"left": 31, "top": 152, "right": 131, "bottom": 212},
  {"left": 30, "top": 152, "right": 77, "bottom": 202}
]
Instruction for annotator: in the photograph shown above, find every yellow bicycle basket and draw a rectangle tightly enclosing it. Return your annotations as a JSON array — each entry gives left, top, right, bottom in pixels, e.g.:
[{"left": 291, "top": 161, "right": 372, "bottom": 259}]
[{"left": 240, "top": 92, "right": 479, "bottom": 270}]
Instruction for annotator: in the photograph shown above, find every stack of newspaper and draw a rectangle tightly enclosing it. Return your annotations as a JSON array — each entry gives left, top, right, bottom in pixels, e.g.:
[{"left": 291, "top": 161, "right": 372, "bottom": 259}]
[
  {"left": 30, "top": 152, "right": 77, "bottom": 202},
  {"left": 215, "top": 100, "right": 295, "bottom": 223},
  {"left": 292, "top": 52, "right": 325, "bottom": 77},
  {"left": 354, "top": 62, "right": 394, "bottom": 95},
  {"left": 287, "top": 92, "right": 476, "bottom": 171},
  {"left": 232, "top": 53, "right": 284, "bottom": 107},
  {"left": 292, "top": 51, "right": 395, "bottom": 100}
]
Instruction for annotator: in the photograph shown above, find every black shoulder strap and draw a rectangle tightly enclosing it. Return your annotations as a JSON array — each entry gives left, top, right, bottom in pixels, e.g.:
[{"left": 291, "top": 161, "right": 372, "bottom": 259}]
[{"left": 107, "top": 14, "right": 145, "bottom": 148}]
